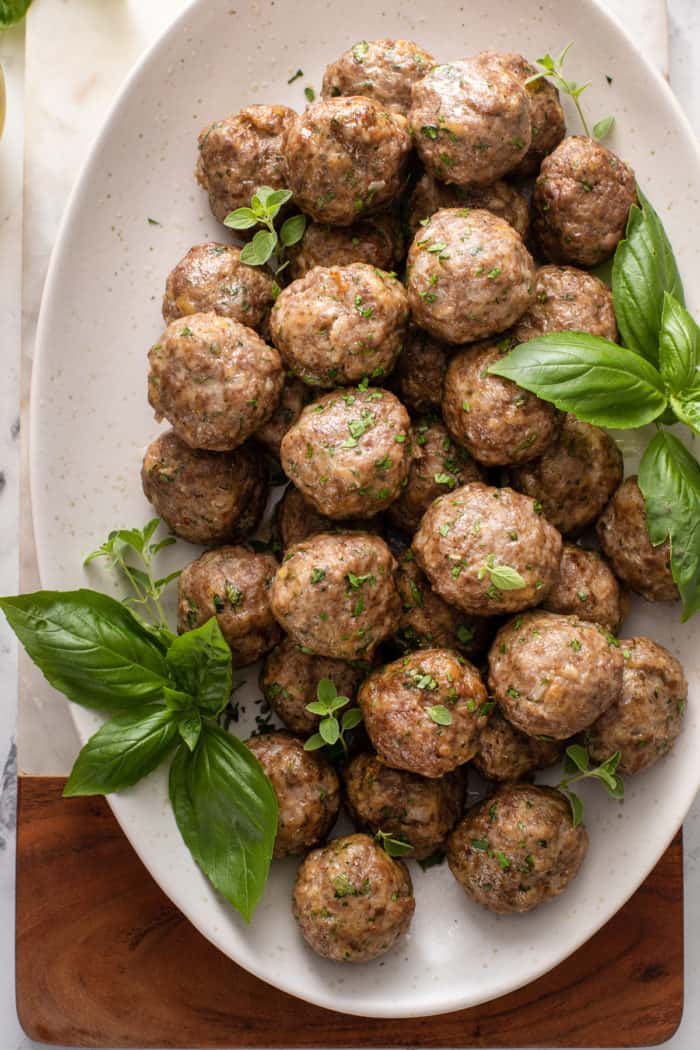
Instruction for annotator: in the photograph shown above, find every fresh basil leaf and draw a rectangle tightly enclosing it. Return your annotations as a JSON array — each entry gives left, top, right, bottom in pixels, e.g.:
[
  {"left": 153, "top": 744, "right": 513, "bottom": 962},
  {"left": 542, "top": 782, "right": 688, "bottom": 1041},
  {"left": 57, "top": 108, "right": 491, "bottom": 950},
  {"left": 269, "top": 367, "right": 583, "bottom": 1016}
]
[
  {"left": 223, "top": 207, "right": 259, "bottom": 230},
  {"left": 671, "top": 396, "right": 700, "bottom": 435},
  {"left": 279, "top": 214, "right": 306, "bottom": 247},
  {"left": 592, "top": 115, "right": 615, "bottom": 141},
  {"left": 0, "top": 1, "right": 32, "bottom": 28},
  {"left": 63, "top": 704, "right": 179, "bottom": 796},
  {"left": 240, "top": 229, "right": 277, "bottom": 266},
  {"left": 163, "top": 686, "right": 194, "bottom": 710},
  {"left": 0, "top": 589, "right": 171, "bottom": 710},
  {"left": 178, "top": 711, "right": 202, "bottom": 752},
  {"left": 165, "top": 618, "right": 232, "bottom": 716},
  {"left": 658, "top": 292, "right": 699, "bottom": 393},
  {"left": 612, "top": 189, "right": 685, "bottom": 365},
  {"left": 169, "top": 726, "right": 278, "bottom": 922},
  {"left": 490, "top": 333, "right": 667, "bottom": 428},
  {"left": 639, "top": 431, "right": 700, "bottom": 620}
]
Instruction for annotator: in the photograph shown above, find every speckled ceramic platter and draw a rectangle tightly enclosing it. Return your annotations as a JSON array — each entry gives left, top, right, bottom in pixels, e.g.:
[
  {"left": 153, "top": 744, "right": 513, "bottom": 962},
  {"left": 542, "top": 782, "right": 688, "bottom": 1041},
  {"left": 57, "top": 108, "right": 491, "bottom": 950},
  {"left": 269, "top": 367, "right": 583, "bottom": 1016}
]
[{"left": 30, "top": 0, "right": 700, "bottom": 1019}]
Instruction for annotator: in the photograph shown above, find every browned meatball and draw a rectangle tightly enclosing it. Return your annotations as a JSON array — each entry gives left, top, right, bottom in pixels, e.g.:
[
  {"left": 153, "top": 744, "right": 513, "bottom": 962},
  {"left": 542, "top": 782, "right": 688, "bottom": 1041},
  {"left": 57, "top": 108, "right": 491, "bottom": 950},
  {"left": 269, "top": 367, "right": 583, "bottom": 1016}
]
[
  {"left": 254, "top": 378, "right": 309, "bottom": 460},
  {"left": 246, "top": 732, "right": 340, "bottom": 857},
  {"left": 271, "top": 264, "right": 409, "bottom": 387},
  {"left": 542, "top": 543, "right": 628, "bottom": 632},
  {"left": 280, "top": 388, "right": 412, "bottom": 519},
  {"left": 358, "top": 649, "right": 488, "bottom": 778},
  {"left": 270, "top": 532, "right": 401, "bottom": 659},
  {"left": 479, "top": 52, "right": 565, "bottom": 178},
  {"left": 409, "top": 56, "right": 531, "bottom": 185},
  {"left": 442, "top": 340, "right": 560, "bottom": 467},
  {"left": 344, "top": 753, "right": 464, "bottom": 859},
  {"left": 141, "top": 430, "right": 267, "bottom": 544},
  {"left": 162, "top": 243, "right": 275, "bottom": 332},
  {"left": 389, "top": 326, "right": 450, "bottom": 415},
  {"left": 532, "top": 136, "right": 637, "bottom": 267},
  {"left": 512, "top": 265, "right": 618, "bottom": 344},
  {"left": 287, "top": 214, "right": 404, "bottom": 280},
  {"left": 596, "top": 477, "right": 678, "bottom": 602},
  {"left": 447, "top": 784, "right": 588, "bottom": 913},
  {"left": 321, "top": 38, "right": 435, "bottom": 115},
  {"left": 283, "top": 97, "right": 412, "bottom": 225},
  {"left": 412, "top": 482, "right": 563, "bottom": 616},
  {"left": 260, "top": 636, "right": 365, "bottom": 735},
  {"left": 273, "top": 484, "right": 381, "bottom": 550},
  {"left": 196, "top": 105, "right": 294, "bottom": 222},
  {"left": 488, "top": 610, "right": 624, "bottom": 739},
  {"left": 177, "top": 546, "right": 281, "bottom": 667},
  {"left": 293, "top": 833, "right": 415, "bottom": 962},
  {"left": 394, "top": 552, "right": 494, "bottom": 660},
  {"left": 407, "top": 209, "right": 536, "bottom": 345},
  {"left": 586, "top": 637, "right": 687, "bottom": 775},
  {"left": 147, "top": 313, "right": 284, "bottom": 452},
  {"left": 387, "top": 418, "right": 482, "bottom": 532},
  {"left": 472, "top": 709, "right": 563, "bottom": 782},
  {"left": 510, "top": 415, "right": 623, "bottom": 535},
  {"left": 407, "top": 172, "right": 529, "bottom": 240}
]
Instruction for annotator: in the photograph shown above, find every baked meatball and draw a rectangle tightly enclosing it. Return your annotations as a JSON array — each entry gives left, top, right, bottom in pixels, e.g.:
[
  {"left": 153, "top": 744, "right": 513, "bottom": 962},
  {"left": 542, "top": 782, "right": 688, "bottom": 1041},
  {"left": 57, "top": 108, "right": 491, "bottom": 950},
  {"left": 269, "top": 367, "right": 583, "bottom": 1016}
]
[
  {"left": 162, "top": 243, "right": 275, "bottom": 332},
  {"left": 510, "top": 415, "right": 623, "bottom": 535},
  {"left": 479, "top": 52, "right": 565, "bottom": 178},
  {"left": 407, "top": 172, "right": 529, "bottom": 240},
  {"left": 358, "top": 648, "right": 488, "bottom": 777},
  {"left": 407, "top": 209, "right": 536, "bottom": 345},
  {"left": 321, "top": 38, "right": 435, "bottom": 115},
  {"left": 283, "top": 96, "right": 412, "bottom": 225},
  {"left": 270, "top": 532, "right": 401, "bottom": 659},
  {"left": 532, "top": 136, "right": 637, "bottom": 267},
  {"left": 147, "top": 312, "right": 284, "bottom": 451},
  {"left": 472, "top": 709, "right": 563, "bottom": 782},
  {"left": 254, "top": 378, "right": 309, "bottom": 460},
  {"left": 596, "top": 477, "right": 678, "bottom": 602},
  {"left": 260, "top": 636, "right": 365, "bottom": 735},
  {"left": 271, "top": 264, "right": 409, "bottom": 387},
  {"left": 177, "top": 546, "right": 281, "bottom": 667},
  {"left": 586, "top": 636, "right": 687, "bottom": 775},
  {"left": 196, "top": 105, "right": 294, "bottom": 222},
  {"left": 287, "top": 214, "right": 404, "bottom": 281},
  {"left": 488, "top": 610, "right": 624, "bottom": 739},
  {"left": 394, "top": 552, "right": 493, "bottom": 660},
  {"left": 141, "top": 430, "right": 267, "bottom": 544},
  {"left": 344, "top": 753, "right": 464, "bottom": 859},
  {"left": 293, "top": 833, "right": 415, "bottom": 962},
  {"left": 442, "top": 340, "right": 560, "bottom": 467},
  {"left": 513, "top": 265, "right": 618, "bottom": 344},
  {"left": 389, "top": 326, "right": 450, "bottom": 415},
  {"left": 409, "top": 55, "right": 531, "bottom": 185},
  {"left": 388, "top": 418, "right": 482, "bottom": 532},
  {"left": 412, "top": 482, "right": 562, "bottom": 616},
  {"left": 246, "top": 732, "right": 340, "bottom": 857},
  {"left": 273, "top": 483, "right": 381, "bottom": 550},
  {"left": 447, "top": 784, "right": 588, "bottom": 913},
  {"left": 542, "top": 543, "right": 628, "bottom": 632},
  {"left": 280, "top": 388, "right": 412, "bottom": 519}
]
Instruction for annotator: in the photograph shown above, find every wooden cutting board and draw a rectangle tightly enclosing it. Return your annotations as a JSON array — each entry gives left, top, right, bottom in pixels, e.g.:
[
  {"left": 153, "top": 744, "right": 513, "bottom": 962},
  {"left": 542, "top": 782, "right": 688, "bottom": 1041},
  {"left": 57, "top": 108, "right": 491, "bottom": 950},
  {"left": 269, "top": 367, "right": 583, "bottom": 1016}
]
[{"left": 15, "top": 777, "right": 683, "bottom": 1048}]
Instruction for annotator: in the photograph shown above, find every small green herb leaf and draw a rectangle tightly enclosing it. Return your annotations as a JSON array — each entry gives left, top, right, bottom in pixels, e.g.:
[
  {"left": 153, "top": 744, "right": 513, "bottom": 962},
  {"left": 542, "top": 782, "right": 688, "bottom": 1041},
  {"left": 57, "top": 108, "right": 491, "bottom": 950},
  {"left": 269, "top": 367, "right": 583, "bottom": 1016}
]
[
  {"left": 240, "top": 229, "right": 277, "bottom": 266},
  {"left": 223, "top": 207, "right": 260, "bottom": 230},
  {"left": 279, "top": 213, "right": 307, "bottom": 247},
  {"left": 178, "top": 711, "right": 203, "bottom": 752},
  {"left": 592, "top": 115, "right": 615, "bottom": 141},
  {"left": 428, "top": 705, "right": 452, "bottom": 726},
  {"left": 375, "top": 830, "right": 414, "bottom": 857}
]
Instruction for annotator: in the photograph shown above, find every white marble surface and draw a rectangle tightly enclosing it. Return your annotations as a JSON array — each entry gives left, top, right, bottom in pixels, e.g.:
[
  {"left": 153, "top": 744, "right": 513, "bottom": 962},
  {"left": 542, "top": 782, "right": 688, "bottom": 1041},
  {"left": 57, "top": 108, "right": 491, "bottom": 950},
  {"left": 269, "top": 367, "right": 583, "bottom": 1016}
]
[{"left": 0, "top": 0, "right": 699, "bottom": 1045}]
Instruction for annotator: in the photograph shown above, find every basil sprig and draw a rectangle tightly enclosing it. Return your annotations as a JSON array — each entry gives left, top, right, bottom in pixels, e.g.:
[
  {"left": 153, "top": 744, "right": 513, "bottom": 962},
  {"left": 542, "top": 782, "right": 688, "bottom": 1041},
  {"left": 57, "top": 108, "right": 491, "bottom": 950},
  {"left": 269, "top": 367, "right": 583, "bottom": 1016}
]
[{"left": 490, "top": 190, "right": 700, "bottom": 619}]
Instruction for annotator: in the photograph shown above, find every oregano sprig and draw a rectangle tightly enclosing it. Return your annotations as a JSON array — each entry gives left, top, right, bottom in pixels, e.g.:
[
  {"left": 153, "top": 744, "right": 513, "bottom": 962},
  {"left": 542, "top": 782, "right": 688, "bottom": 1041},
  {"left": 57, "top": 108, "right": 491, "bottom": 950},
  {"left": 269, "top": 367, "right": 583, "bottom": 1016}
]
[
  {"left": 224, "top": 185, "right": 306, "bottom": 273},
  {"left": 556, "top": 745, "right": 624, "bottom": 826},
  {"left": 525, "top": 42, "right": 614, "bottom": 140},
  {"left": 304, "top": 677, "right": 363, "bottom": 754},
  {"left": 375, "top": 829, "right": 414, "bottom": 858}
]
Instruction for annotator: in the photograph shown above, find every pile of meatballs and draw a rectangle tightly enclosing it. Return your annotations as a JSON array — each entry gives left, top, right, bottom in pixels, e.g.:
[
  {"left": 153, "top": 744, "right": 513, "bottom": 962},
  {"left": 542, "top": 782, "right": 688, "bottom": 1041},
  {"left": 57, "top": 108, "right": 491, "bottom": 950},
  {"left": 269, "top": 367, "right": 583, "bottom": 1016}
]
[{"left": 142, "top": 39, "right": 688, "bottom": 964}]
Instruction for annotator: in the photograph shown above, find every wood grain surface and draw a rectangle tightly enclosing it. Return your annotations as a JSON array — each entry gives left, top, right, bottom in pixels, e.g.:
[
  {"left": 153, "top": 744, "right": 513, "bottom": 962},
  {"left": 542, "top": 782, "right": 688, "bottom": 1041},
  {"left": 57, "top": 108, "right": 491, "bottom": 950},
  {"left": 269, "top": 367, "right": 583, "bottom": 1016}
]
[{"left": 15, "top": 776, "right": 683, "bottom": 1048}]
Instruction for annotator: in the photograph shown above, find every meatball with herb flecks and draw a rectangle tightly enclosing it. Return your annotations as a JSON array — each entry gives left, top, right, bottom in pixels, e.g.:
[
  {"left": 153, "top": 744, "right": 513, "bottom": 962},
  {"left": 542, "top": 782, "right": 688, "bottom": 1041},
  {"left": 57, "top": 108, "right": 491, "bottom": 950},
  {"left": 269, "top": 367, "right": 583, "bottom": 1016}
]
[
  {"left": 273, "top": 483, "right": 382, "bottom": 550},
  {"left": 293, "top": 833, "right": 415, "bottom": 962},
  {"left": 141, "top": 430, "right": 267, "bottom": 545},
  {"left": 271, "top": 264, "right": 409, "bottom": 388},
  {"left": 407, "top": 209, "right": 536, "bottom": 345},
  {"left": 177, "top": 546, "right": 281, "bottom": 667},
  {"left": 162, "top": 243, "right": 275, "bottom": 332},
  {"left": 246, "top": 731, "right": 340, "bottom": 857},
  {"left": 283, "top": 96, "right": 412, "bottom": 225},
  {"left": 488, "top": 610, "right": 624, "bottom": 739},
  {"left": 447, "top": 783, "right": 588, "bottom": 913},
  {"left": 532, "top": 136, "right": 637, "bottom": 267},
  {"left": 287, "top": 214, "right": 405, "bottom": 280},
  {"left": 147, "top": 312, "right": 284, "bottom": 451},
  {"left": 412, "top": 481, "right": 562, "bottom": 616},
  {"left": 512, "top": 265, "right": 618, "bottom": 344},
  {"left": 344, "top": 752, "right": 464, "bottom": 859},
  {"left": 358, "top": 648, "right": 488, "bottom": 777},
  {"left": 472, "top": 708, "right": 564, "bottom": 782},
  {"left": 280, "top": 387, "right": 412, "bottom": 519},
  {"left": 542, "top": 543, "right": 628, "bottom": 632},
  {"left": 407, "top": 172, "right": 530, "bottom": 240},
  {"left": 389, "top": 326, "right": 450, "bottom": 416},
  {"left": 270, "top": 532, "right": 401, "bottom": 660},
  {"left": 442, "top": 339, "right": 560, "bottom": 467},
  {"left": 586, "top": 636, "right": 687, "bottom": 775},
  {"left": 254, "top": 378, "right": 310, "bottom": 460},
  {"left": 321, "top": 38, "right": 435, "bottom": 115},
  {"left": 509, "top": 415, "right": 623, "bottom": 535}
]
